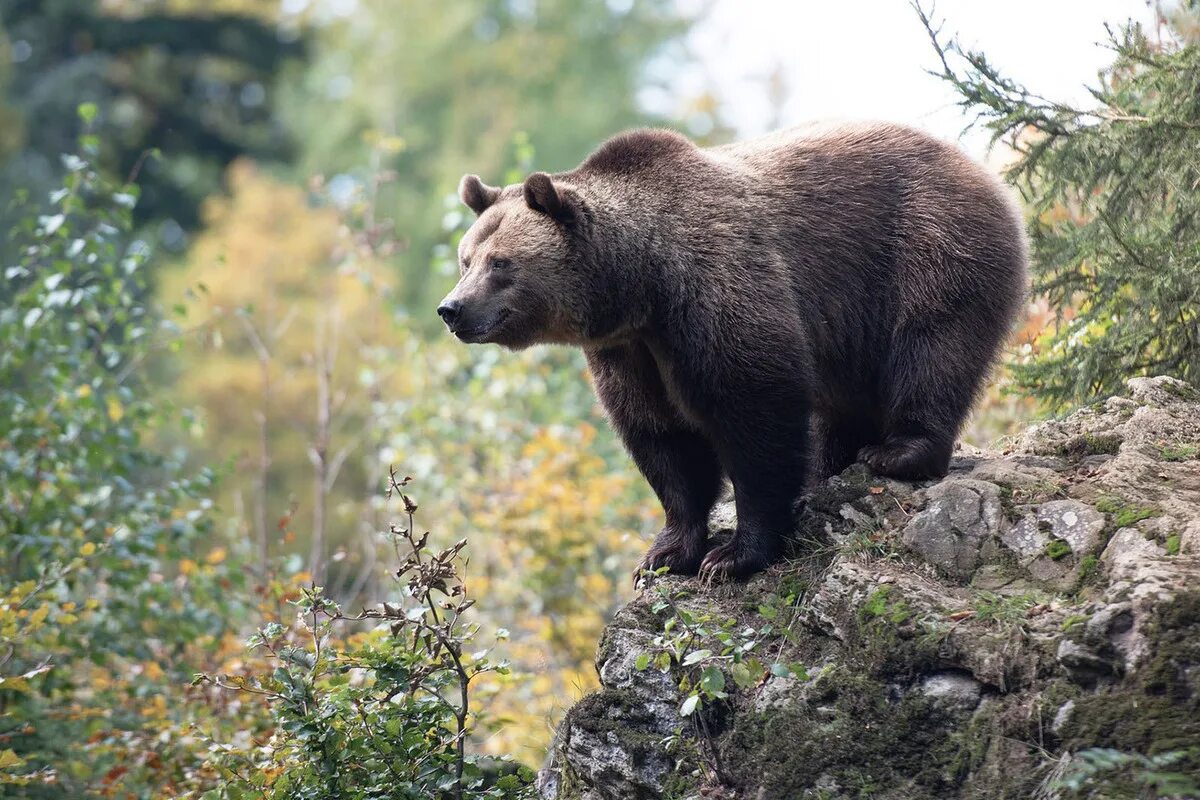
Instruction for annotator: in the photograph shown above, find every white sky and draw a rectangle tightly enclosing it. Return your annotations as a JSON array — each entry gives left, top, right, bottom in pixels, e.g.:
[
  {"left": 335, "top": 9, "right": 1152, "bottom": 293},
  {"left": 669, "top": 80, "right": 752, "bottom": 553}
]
[{"left": 679, "top": 0, "right": 1160, "bottom": 158}]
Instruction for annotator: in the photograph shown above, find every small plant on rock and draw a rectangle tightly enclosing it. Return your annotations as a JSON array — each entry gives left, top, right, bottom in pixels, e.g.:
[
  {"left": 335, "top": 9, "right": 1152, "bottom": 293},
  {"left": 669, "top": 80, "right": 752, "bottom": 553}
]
[{"left": 634, "top": 569, "right": 809, "bottom": 788}]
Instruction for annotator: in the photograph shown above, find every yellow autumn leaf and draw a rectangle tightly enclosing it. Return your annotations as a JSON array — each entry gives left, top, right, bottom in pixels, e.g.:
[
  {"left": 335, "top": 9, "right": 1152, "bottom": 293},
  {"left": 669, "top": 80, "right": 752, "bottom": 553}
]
[
  {"left": 377, "top": 135, "right": 406, "bottom": 154},
  {"left": 79, "top": 542, "right": 96, "bottom": 556},
  {"left": 106, "top": 396, "right": 124, "bottom": 422},
  {"left": 179, "top": 559, "right": 197, "bottom": 575},
  {"left": 206, "top": 547, "right": 227, "bottom": 565},
  {"left": 0, "top": 749, "right": 25, "bottom": 769},
  {"left": 76, "top": 384, "right": 92, "bottom": 398},
  {"left": 0, "top": 676, "right": 29, "bottom": 693},
  {"left": 28, "top": 604, "right": 49, "bottom": 627}
]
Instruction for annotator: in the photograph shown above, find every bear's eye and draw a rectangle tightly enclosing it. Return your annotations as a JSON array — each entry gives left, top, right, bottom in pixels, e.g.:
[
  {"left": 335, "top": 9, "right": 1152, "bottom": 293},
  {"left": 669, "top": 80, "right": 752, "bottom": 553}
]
[{"left": 489, "top": 256, "right": 513, "bottom": 271}]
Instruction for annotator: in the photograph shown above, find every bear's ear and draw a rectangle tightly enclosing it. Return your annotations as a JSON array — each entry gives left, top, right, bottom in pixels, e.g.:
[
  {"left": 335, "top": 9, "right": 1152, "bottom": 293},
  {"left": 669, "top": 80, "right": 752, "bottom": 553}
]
[
  {"left": 523, "top": 172, "right": 576, "bottom": 223},
  {"left": 459, "top": 174, "right": 500, "bottom": 216}
]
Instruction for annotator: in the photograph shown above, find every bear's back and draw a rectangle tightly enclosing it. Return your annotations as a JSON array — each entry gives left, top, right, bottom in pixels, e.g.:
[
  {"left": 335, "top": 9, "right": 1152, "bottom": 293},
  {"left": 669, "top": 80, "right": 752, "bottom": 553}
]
[{"left": 710, "top": 121, "right": 1025, "bottom": 281}]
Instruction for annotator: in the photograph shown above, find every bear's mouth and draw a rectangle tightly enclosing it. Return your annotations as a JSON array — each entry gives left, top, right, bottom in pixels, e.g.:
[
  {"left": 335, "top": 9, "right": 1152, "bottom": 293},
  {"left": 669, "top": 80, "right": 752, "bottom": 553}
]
[{"left": 453, "top": 308, "right": 510, "bottom": 343}]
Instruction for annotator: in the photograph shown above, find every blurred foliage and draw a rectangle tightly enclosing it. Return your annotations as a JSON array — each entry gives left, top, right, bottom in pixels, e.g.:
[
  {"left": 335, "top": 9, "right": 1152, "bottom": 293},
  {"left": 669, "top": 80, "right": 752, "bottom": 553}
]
[
  {"left": 1055, "top": 747, "right": 1200, "bottom": 799},
  {"left": 462, "top": 425, "right": 655, "bottom": 759},
  {"left": 923, "top": 3, "right": 1200, "bottom": 409},
  {"left": 0, "top": 127, "right": 249, "bottom": 797},
  {"left": 0, "top": 127, "right": 541, "bottom": 798},
  {"left": 0, "top": 0, "right": 302, "bottom": 251},
  {"left": 156, "top": 159, "right": 400, "bottom": 583}
]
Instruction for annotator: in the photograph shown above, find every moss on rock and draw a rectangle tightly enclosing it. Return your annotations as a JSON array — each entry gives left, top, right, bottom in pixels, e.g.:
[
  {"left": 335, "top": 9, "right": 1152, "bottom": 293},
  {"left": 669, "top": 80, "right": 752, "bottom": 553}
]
[{"left": 1060, "top": 594, "right": 1200, "bottom": 769}]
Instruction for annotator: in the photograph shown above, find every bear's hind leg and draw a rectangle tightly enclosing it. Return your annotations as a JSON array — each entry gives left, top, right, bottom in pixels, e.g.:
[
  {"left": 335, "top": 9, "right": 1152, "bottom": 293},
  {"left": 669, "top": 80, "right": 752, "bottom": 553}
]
[{"left": 861, "top": 320, "right": 992, "bottom": 480}]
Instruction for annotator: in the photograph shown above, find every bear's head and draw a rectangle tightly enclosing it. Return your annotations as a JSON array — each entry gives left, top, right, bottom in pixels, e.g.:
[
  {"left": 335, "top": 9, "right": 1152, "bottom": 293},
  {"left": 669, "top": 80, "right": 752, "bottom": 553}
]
[{"left": 438, "top": 172, "right": 604, "bottom": 350}]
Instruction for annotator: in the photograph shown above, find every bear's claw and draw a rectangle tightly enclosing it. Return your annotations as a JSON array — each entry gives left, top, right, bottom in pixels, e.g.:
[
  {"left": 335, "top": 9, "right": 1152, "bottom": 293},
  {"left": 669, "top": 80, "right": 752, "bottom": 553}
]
[
  {"left": 634, "top": 528, "right": 709, "bottom": 587},
  {"left": 697, "top": 540, "right": 770, "bottom": 584}
]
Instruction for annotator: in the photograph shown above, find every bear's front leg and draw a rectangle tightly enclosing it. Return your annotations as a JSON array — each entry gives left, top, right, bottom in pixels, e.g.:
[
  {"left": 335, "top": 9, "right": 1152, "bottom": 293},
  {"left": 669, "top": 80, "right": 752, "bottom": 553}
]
[
  {"left": 698, "top": 387, "right": 810, "bottom": 582},
  {"left": 586, "top": 344, "right": 724, "bottom": 580},
  {"left": 626, "top": 427, "right": 724, "bottom": 579}
]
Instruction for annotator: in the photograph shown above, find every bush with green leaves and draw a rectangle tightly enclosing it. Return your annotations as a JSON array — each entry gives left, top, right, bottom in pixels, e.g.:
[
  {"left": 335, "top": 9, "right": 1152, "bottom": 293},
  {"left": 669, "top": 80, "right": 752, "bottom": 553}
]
[
  {"left": 196, "top": 472, "right": 535, "bottom": 800},
  {"left": 920, "top": 3, "right": 1200, "bottom": 407}
]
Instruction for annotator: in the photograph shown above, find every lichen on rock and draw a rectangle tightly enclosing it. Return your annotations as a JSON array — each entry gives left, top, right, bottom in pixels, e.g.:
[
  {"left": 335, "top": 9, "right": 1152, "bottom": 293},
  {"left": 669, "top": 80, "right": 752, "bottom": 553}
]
[{"left": 540, "top": 377, "right": 1200, "bottom": 799}]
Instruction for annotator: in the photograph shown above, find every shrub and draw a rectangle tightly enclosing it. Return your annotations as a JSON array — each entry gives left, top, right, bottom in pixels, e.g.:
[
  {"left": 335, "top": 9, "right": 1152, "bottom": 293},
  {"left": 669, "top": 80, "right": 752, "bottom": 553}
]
[{"left": 194, "top": 472, "right": 535, "bottom": 799}]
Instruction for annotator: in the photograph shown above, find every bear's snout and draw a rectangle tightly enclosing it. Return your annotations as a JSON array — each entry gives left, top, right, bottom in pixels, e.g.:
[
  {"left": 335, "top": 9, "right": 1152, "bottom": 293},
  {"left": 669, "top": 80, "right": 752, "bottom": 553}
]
[{"left": 436, "top": 299, "right": 464, "bottom": 328}]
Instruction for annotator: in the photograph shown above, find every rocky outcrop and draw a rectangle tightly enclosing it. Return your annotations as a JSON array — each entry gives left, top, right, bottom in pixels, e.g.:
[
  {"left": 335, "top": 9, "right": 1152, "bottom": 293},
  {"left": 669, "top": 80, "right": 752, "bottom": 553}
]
[{"left": 540, "top": 377, "right": 1200, "bottom": 799}]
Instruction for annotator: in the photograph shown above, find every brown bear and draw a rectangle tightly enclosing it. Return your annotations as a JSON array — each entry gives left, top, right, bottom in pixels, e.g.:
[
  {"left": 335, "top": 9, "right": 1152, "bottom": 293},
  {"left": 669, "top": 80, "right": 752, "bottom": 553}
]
[{"left": 440, "top": 122, "right": 1027, "bottom": 581}]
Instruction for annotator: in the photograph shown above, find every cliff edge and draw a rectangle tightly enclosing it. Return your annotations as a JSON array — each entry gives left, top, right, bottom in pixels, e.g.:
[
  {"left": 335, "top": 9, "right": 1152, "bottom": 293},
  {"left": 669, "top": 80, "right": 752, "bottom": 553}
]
[{"left": 540, "top": 376, "right": 1200, "bottom": 800}]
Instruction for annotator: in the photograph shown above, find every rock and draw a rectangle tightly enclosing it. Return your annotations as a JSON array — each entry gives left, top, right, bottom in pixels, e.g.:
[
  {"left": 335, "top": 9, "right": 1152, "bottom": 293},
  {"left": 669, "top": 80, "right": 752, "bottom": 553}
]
[
  {"left": 1057, "top": 638, "right": 1120, "bottom": 684},
  {"left": 1003, "top": 500, "right": 1107, "bottom": 589},
  {"left": 707, "top": 500, "right": 737, "bottom": 535},
  {"left": 916, "top": 671, "right": 983, "bottom": 713},
  {"left": 752, "top": 674, "right": 803, "bottom": 713},
  {"left": 1102, "top": 527, "right": 1167, "bottom": 577},
  {"left": 543, "top": 378, "right": 1200, "bottom": 799},
  {"left": 1051, "top": 700, "right": 1075, "bottom": 734},
  {"left": 901, "top": 479, "right": 1005, "bottom": 581}
]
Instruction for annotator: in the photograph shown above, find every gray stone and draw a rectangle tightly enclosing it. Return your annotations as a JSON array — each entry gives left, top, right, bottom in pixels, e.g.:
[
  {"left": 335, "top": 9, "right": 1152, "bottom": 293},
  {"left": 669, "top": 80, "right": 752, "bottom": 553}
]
[
  {"left": 1003, "top": 500, "right": 1106, "bottom": 562},
  {"left": 536, "top": 767, "right": 560, "bottom": 800},
  {"left": 1002, "top": 500, "right": 1107, "bottom": 589},
  {"left": 707, "top": 500, "right": 737, "bottom": 535},
  {"left": 1102, "top": 527, "right": 1166, "bottom": 579},
  {"left": 901, "top": 479, "right": 1005, "bottom": 580},
  {"left": 916, "top": 671, "right": 983, "bottom": 713},
  {"left": 564, "top": 727, "right": 671, "bottom": 799},
  {"left": 753, "top": 674, "right": 801, "bottom": 713},
  {"left": 1051, "top": 700, "right": 1076, "bottom": 734},
  {"left": 1057, "top": 638, "right": 1119, "bottom": 684}
]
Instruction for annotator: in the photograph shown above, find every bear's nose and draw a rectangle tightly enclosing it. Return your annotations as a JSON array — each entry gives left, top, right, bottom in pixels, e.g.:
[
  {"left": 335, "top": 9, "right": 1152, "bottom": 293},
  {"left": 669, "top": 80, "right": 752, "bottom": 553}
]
[{"left": 437, "top": 299, "right": 463, "bottom": 327}]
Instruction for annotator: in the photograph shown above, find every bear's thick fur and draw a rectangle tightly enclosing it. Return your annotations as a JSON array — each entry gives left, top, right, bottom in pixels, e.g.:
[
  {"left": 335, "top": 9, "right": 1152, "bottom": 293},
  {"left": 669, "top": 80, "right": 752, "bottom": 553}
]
[{"left": 441, "top": 123, "right": 1027, "bottom": 579}]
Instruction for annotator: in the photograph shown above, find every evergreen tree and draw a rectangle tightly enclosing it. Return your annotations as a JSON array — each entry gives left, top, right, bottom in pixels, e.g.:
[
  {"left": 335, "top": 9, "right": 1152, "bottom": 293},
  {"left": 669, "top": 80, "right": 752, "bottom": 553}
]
[
  {"left": 0, "top": 0, "right": 302, "bottom": 247},
  {"left": 920, "top": 2, "right": 1200, "bottom": 407}
]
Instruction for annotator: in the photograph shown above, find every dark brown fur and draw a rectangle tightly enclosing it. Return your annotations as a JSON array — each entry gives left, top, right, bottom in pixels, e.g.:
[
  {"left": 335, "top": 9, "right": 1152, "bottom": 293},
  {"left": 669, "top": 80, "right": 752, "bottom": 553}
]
[{"left": 442, "top": 123, "right": 1027, "bottom": 580}]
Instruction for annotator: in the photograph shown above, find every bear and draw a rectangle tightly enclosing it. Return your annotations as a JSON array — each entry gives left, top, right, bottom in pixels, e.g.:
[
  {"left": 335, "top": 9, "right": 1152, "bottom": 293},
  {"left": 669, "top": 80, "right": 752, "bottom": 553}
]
[{"left": 439, "top": 122, "right": 1027, "bottom": 581}]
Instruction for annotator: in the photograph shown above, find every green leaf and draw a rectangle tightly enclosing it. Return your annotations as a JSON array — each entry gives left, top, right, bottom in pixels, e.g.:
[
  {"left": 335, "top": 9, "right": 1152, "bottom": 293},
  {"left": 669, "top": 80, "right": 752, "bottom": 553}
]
[
  {"left": 679, "top": 694, "right": 701, "bottom": 716},
  {"left": 699, "top": 665, "right": 726, "bottom": 697},
  {"left": 730, "top": 662, "right": 753, "bottom": 689}
]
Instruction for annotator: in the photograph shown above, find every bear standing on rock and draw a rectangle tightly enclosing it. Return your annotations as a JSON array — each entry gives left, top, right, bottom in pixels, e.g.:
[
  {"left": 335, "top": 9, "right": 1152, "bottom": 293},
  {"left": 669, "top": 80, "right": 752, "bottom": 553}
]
[{"left": 440, "top": 123, "right": 1027, "bottom": 581}]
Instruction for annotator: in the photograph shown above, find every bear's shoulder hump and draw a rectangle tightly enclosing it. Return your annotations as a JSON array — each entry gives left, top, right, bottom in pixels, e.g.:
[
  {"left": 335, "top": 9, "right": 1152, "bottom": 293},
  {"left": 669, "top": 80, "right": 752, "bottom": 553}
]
[{"left": 580, "top": 128, "right": 697, "bottom": 176}]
